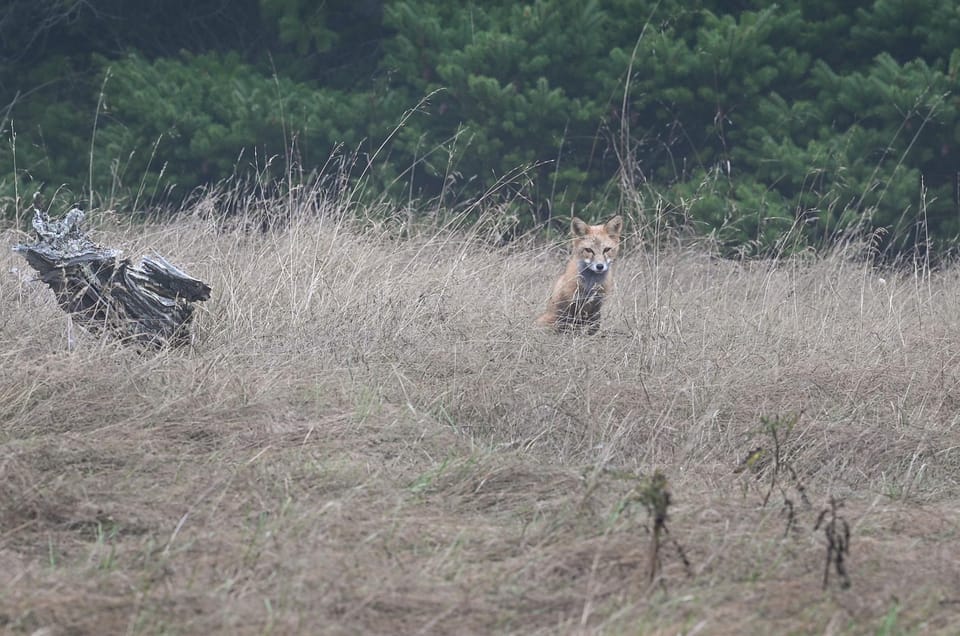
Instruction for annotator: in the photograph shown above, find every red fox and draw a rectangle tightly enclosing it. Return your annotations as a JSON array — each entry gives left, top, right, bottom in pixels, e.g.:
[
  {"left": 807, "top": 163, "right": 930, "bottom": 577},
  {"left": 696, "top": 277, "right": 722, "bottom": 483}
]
[{"left": 536, "top": 215, "right": 623, "bottom": 334}]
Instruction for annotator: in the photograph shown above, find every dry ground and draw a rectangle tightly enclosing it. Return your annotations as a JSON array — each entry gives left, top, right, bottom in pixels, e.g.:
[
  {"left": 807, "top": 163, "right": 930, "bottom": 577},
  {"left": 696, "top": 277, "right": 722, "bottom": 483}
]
[{"left": 2, "top": 196, "right": 960, "bottom": 635}]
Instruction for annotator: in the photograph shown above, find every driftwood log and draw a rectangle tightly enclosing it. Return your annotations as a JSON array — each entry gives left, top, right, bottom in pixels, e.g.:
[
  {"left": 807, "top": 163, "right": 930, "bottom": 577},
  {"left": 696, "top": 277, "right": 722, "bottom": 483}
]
[{"left": 14, "top": 203, "right": 211, "bottom": 348}]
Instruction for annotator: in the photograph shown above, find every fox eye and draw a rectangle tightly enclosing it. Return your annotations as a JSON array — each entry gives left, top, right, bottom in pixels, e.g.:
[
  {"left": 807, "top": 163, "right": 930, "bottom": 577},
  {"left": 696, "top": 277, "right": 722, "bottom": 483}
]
[
  {"left": 583, "top": 248, "right": 595, "bottom": 256},
  {"left": 602, "top": 247, "right": 611, "bottom": 254}
]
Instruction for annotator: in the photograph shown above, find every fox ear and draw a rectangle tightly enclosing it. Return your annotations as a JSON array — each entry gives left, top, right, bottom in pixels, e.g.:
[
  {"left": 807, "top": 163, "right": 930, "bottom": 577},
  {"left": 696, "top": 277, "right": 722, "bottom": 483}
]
[
  {"left": 571, "top": 217, "right": 589, "bottom": 237},
  {"left": 604, "top": 215, "right": 623, "bottom": 238}
]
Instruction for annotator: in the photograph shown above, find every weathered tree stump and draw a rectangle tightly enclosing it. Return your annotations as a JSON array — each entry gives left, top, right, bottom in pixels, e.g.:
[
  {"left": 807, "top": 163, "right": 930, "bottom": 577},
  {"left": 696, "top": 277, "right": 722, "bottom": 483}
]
[{"left": 13, "top": 201, "right": 211, "bottom": 348}]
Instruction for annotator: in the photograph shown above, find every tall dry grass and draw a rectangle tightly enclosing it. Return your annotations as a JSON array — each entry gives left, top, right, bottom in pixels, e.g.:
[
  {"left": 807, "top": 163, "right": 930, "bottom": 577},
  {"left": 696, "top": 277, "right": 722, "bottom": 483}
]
[{"left": 2, "top": 186, "right": 960, "bottom": 634}]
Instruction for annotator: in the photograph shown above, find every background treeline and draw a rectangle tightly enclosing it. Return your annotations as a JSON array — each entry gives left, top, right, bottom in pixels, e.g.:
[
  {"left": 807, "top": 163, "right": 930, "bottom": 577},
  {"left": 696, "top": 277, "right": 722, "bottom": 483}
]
[{"left": 2, "top": 0, "right": 959, "bottom": 255}]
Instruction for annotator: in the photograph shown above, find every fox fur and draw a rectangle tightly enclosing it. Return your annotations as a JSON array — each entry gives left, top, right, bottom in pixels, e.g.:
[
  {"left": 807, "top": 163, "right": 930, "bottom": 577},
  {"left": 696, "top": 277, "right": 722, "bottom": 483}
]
[{"left": 536, "top": 215, "right": 622, "bottom": 334}]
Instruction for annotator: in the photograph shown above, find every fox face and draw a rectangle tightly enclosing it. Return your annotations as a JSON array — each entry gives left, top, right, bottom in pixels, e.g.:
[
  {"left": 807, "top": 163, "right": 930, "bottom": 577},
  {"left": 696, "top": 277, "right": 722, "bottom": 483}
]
[{"left": 572, "top": 216, "right": 622, "bottom": 277}]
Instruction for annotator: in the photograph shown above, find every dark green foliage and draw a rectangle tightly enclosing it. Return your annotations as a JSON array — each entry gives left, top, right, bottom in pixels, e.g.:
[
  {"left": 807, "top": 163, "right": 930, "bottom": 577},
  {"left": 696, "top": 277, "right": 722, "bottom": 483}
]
[
  {"left": 2, "top": 1, "right": 959, "bottom": 255},
  {"left": 379, "top": 1, "right": 622, "bottom": 219},
  {"left": 1, "top": 0, "right": 264, "bottom": 210},
  {"left": 614, "top": 4, "right": 958, "bottom": 254},
  {"left": 92, "top": 52, "right": 372, "bottom": 194}
]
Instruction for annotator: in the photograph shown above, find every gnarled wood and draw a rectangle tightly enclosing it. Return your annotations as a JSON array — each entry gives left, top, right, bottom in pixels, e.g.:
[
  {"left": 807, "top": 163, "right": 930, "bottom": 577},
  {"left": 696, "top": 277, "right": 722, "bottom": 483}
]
[{"left": 14, "top": 203, "right": 211, "bottom": 348}]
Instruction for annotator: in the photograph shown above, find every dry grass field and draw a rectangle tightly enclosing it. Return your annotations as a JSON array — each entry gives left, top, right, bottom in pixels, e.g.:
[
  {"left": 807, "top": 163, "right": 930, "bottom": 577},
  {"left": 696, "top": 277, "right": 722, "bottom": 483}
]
[{"left": 2, "top": 190, "right": 960, "bottom": 634}]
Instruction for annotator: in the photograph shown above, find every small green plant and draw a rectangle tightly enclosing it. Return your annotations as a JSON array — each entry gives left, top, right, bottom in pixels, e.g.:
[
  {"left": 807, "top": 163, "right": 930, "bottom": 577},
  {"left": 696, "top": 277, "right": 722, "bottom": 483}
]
[
  {"left": 408, "top": 458, "right": 453, "bottom": 495},
  {"left": 611, "top": 469, "right": 691, "bottom": 585},
  {"left": 351, "top": 384, "right": 384, "bottom": 423},
  {"left": 814, "top": 496, "right": 851, "bottom": 590},
  {"left": 47, "top": 535, "right": 58, "bottom": 569},
  {"left": 735, "top": 412, "right": 810, "bottom": 535},
  {"left": 91, "top": 520, "right": 119, "bottom": 571},
  {"left": 876, "top": 601, "right": 903, "bottom": 636}
]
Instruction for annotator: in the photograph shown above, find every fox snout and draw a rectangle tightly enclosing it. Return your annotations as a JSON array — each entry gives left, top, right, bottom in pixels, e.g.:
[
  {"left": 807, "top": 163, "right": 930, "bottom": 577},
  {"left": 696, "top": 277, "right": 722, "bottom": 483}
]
[
  {"left": 587, "top": 260, "right": 608, "bottom": 274},
  {"left": 581, "top": 255, "right": 611, "bottom": 275}
]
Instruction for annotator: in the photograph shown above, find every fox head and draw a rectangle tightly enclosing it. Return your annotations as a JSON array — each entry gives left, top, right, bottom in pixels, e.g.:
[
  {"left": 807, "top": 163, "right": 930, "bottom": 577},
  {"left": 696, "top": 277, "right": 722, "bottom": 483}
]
[{"left": 571, "top": 215, "right": 622, "bottom": 275}]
